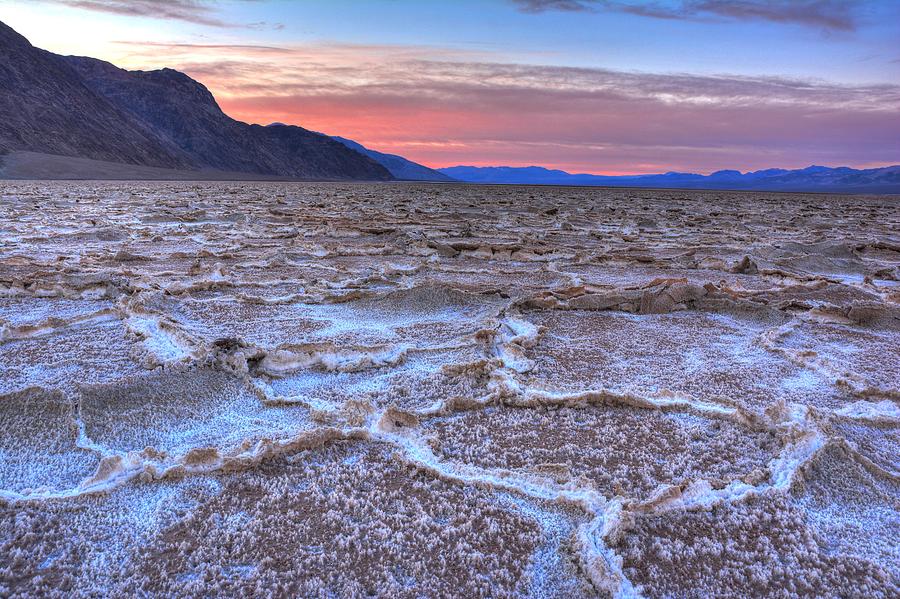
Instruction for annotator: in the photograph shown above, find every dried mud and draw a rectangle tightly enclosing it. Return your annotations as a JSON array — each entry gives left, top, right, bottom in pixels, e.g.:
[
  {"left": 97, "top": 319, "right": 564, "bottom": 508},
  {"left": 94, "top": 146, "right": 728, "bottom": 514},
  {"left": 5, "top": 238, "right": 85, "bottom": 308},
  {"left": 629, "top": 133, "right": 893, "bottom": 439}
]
[{"left": 1, "top": 182, "right": 898, "bottom": 597}]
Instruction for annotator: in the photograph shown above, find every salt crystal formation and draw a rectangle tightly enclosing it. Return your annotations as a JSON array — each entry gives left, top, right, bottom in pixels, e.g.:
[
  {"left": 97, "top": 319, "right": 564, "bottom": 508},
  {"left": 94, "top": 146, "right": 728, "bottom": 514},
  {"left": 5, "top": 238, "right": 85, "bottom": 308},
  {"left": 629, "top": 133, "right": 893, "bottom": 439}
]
[{"left": 1, "top": 181, "right": 898, "bottom": 597}]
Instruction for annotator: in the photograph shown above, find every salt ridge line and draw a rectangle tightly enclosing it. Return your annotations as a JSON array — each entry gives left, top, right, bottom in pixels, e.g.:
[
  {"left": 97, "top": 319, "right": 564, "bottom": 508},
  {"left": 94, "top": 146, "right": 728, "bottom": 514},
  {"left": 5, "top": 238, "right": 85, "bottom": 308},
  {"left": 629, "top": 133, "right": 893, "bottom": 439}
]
[
  {"left": 759, "top": 318, "right": 900, "bottom": 399},
  {"left": 368, "top": 398, "right": 814, "bottom": 597},
  {"left": 0, "top": 308, "right": 119, "bottom": 342},
  {"left": 2, "top": 271, "right": 893, "bottom": 389},
  {"left": 0, "top": 367, "right": 827, "bottom": 499}
]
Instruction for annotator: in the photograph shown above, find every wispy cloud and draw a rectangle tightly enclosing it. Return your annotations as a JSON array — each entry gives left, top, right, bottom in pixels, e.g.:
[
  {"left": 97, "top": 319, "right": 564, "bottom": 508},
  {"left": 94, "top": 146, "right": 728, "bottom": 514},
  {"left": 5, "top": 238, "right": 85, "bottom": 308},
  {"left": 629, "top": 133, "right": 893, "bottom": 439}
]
[
  {"left": 111, "top": 41, "right": 900, "bottom": 173},
  {"left": 113, "top": 40, "right": 292, "bottom": 53},
  {"left": 42, "top": 0, "right": 279, "bottom": 29},
  {"left": 513, "top": 0, "right": 861, "bottom": 31}
]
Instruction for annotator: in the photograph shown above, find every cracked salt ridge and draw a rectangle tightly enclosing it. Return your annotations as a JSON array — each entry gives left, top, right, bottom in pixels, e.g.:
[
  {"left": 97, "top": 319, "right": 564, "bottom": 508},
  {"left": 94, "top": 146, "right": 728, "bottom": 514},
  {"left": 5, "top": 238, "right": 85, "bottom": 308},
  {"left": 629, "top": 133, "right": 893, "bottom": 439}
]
[
  {"left": 125, "top": 285, "right": 503, "bottom": 371},
  {"left": 0, "top": 295, "right": 116, "bottom": 329},
  {"left": 255, "top": 349, "right": 494, "bottom": 415},
  {"left": 463, "top": 311, "right": 847, "bottom": 594},
  {"left": 610, "top": 443, "right": 900, "bottom": 598},
  {"left": 761, "top": 317, "right": 900, "bottom": 399},
  {"left": 510, "top": 306, "right": 866, "bottom": 412},
  {"left": 824, "top": 400, "right": 900, "bottom": 477},
  {"left": 0, "top": 392, "right": 823, "bottom": 596},
  {"left": 0, "top": 317, "right": 146, "bottom": 396},
  {"left": 0, "top": 426, "right": 359, "bottom": 503},
  {"left": 373, "top": 397, "right": 826, "bottom": 598}
]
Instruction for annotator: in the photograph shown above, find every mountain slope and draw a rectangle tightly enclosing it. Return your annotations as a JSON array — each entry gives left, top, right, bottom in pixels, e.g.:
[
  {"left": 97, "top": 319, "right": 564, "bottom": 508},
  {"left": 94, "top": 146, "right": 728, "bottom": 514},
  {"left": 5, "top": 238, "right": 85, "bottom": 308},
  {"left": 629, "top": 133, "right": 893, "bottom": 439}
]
[
  {"left": 330, "top": 136, "right": 454, "bottom": 181},
  {"left": 0, "top": 20, "right": 391, "bottom": 180},
  {"left": 63, "top": 56, "right": 391, "bottom": 180},
  {"left": 0, "top": 21, "right": 185, "bottom": 169},
  {"left": 440, "top": 165, "right": 900, "bottom": 193}
]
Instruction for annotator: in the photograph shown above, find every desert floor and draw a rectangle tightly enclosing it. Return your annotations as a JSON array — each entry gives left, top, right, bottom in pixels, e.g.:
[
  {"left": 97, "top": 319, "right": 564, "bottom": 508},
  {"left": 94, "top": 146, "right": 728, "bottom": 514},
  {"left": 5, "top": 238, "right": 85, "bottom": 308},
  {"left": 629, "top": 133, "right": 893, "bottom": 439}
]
[{"left": 1, "top": 182, "right": 898, "bottom": 597}]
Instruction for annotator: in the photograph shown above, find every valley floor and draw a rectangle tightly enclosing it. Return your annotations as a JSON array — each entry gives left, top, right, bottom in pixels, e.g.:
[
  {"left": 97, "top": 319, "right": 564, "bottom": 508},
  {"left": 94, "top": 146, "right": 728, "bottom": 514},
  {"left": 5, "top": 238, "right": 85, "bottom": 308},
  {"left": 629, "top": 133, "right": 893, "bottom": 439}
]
[{"left": 1, "top": 182, "right": 898, "bottom": 597}]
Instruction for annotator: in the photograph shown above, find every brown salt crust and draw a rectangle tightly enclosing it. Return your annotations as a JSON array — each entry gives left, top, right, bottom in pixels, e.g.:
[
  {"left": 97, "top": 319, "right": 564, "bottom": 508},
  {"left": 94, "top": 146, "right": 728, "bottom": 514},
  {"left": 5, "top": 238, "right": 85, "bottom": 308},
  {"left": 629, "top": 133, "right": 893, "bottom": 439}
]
[
  {"left": 0, "top": 315, "right": 146, "bottom": 396},
  {"left": 611, "top": 492, "right": 898, "bottom": 599},
  {"left": 762, "top": 318, "right": 900, "bottom": 399},
  {"left": 789, "top": 441, "right": 900, "bottom": 573},
  {"left": 516, "top": 283, "right": 788, "bottom": 328},
  {"left": 0, "top": 475, "right": 245, "bottom": 598},
  {"left": 418, "top": 402, "right": 782, "bottom": 501},
  {"left": 77, "top": 366, "right": 318, "bottom": 459},
  {"left": 511, "top": 308, "right": 849, "bottom": 411},
  {"left": 559, "top": 260, "right": 777, "bottom": 292},
  {"left": 122, "top": 444, "right": 593, "bottom": 597},
  {"left": 419, "top": 267, "right": 568, "bottom": 297},
  {"left": 826, "top": 418, "right": 900, "bottom": 477},
  {"left": 748, "top": 283, "right": 884, "bottom": 313},
  {"left": 0, "top": 387, "right": 100, "bottom": 495}
]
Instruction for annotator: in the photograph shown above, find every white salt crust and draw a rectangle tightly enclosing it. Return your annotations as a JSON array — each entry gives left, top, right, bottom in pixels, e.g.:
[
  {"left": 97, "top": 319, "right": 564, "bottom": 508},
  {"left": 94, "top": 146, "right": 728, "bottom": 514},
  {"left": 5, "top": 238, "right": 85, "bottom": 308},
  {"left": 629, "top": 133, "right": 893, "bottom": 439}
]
[{"left": 1, "top": 182, "right": 898, "bottom": 597}]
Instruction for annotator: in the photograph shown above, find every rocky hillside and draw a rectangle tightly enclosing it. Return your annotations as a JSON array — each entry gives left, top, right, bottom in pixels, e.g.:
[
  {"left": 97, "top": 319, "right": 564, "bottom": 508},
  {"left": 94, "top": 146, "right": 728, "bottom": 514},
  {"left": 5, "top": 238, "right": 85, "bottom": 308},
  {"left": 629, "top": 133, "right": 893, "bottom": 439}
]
[
  {"left": 0, "top": 21, "right": 391, "bottom": 181},
  {"left": 0, "top": 21, "right": 185, "bottom": 169}
]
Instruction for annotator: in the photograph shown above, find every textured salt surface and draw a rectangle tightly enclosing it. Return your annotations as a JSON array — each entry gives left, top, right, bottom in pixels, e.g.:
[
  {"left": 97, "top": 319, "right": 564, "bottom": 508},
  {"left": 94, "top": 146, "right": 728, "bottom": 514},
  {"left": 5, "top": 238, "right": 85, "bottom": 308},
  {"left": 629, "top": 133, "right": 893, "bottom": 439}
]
[
  {"left": 1, "top": 181, "right": 898, "bottom": 597},
  {"left": 422, "top": 404, "right": 780, "bottom": 501}
]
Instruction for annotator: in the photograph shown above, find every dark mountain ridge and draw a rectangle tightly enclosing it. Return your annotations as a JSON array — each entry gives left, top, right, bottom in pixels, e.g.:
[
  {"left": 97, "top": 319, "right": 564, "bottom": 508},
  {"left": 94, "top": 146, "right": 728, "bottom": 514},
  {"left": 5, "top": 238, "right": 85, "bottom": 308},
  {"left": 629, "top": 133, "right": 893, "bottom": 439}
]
[
  {"left": 64, "top": 56, "right": 391, "bottom": 180},
  {"left": 0, "top": 21, "right": 391, "bottom": 180},
  {"left": 0, "top": 21, "right": 185, "bottom": 169}
]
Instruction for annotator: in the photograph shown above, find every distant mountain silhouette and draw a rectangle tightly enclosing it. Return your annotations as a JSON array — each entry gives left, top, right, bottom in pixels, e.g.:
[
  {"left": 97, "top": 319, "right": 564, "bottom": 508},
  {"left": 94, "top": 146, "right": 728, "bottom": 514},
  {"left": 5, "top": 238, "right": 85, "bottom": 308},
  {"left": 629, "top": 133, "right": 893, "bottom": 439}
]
[
  {"left": 0, "top": 20, "right": 391, "bottom": 180},
  {"left": 329, "top": 136, "right": 455, "bottom": 182},
  {"left": 440, "top": 165, "right": 900, "bottom": 193}
]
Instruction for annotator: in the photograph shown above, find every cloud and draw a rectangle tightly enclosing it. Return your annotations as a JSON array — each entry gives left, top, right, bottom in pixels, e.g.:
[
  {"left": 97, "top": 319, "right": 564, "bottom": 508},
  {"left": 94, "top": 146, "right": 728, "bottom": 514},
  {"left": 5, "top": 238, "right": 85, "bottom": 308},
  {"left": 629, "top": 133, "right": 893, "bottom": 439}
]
[
  {"left": 113, "top": 40, "right": 292, "bottom": 53},
  {"left": 42, "top": 0, "right": 277, "bottom": 29},
  {"left": 513, "top": 0, "right": 860, "bottom": 31},
  {"left": 515, "top": 0, "right": 596, "bottom": 11},
  {"left": 110, "top": 41, "right": 900, "bottom": 173}
]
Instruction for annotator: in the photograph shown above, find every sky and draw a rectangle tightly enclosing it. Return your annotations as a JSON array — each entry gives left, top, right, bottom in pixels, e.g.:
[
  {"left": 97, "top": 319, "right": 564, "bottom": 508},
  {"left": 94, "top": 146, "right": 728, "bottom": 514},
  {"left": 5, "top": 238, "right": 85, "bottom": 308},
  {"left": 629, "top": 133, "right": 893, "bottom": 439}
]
[{"left": 2, "top": 0, "right": 899, "bottom": 174}]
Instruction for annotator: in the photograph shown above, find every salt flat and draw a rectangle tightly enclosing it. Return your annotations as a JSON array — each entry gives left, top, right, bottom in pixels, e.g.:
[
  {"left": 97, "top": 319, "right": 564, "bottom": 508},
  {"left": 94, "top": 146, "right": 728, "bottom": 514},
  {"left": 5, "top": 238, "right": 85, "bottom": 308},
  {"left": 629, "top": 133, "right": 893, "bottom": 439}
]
[{"left": 1, "top": 181, "right": 898, "bottom": 597}]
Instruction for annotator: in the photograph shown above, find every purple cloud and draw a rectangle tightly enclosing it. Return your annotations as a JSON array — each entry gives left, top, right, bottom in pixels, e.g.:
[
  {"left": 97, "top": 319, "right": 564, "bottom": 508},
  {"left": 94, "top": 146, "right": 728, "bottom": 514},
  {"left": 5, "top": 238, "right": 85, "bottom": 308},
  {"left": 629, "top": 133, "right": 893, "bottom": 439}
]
[
  {"left": 43, "top": 0, "right": 277, "bottom": 29},
  {"left": 513, "top": 0, "right": 861, "bottom": 31}
]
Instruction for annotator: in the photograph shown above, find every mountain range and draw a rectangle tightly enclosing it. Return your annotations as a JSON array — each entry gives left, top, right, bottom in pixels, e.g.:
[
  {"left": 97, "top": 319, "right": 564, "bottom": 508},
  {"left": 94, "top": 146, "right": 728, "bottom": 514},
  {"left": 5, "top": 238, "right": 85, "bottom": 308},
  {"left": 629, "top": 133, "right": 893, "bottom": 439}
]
[
  {"left": 439, "top": 165, "right": 900, "bottom": 193},
  {"left": 330, "top": 136, "right": 454, "bottom": 182}
]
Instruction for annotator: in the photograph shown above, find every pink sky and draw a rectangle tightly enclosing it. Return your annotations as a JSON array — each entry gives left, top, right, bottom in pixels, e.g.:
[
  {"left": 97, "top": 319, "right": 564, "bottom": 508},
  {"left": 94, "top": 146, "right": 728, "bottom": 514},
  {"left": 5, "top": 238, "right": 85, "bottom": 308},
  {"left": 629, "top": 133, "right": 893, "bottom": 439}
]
[{"left": 185, "top": 49, "right": 900, "bottom": 174}]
